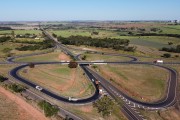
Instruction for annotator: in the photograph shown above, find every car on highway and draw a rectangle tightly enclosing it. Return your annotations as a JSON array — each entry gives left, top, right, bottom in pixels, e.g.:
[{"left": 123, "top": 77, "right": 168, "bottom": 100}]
[
  {"left": 68, "top": 97, "right": 78, "bottom": 101},
  {"left": 153, "top": 60, "right": 164, "bottom": 64},
  {"left": 35, "top": 86, "right": 43, "bottom": 91}
]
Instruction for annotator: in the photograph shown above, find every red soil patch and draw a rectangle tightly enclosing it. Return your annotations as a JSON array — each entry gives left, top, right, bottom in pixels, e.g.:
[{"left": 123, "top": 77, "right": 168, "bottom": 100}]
[
  {"left": 0, "top": 86, "right": 49, "bottom": 120},
  {"left": 58, "top": 53, "right": 71, "bottom": 61}
]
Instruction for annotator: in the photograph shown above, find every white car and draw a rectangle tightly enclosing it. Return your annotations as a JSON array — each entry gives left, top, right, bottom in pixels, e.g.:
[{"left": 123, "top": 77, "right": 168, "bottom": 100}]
[
  {"left": 35, "top": 86, "right": 43, "bottom": 91},
  {"left": 68, "top": 97, "right": 78, "bottom": 101}
]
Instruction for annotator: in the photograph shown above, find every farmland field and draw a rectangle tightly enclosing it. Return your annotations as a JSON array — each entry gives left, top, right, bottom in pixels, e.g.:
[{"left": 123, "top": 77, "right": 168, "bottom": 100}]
[
  {"left": 19, "top": 64, "right": 95, "bottom": 98},
  {"left": 82, "top": 53, "right": 133, "bottom": 62},
  {"left": 0, "top": 30, "right": 41, "bottom": 35}
]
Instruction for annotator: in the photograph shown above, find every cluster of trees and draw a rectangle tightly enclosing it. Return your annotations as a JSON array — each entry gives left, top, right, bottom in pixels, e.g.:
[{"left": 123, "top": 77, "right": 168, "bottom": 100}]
[
  {"left": 8, "top": 84, "right": 26, "bottom": 93},
  {"left": 16, "top": 40, "right": 54, "bottom": 51},
  {"left": 38, "top": 100, "right": 59, "bottom": 117},
  {"left": 161, "top": 45, "right": 180, "bottom": 53},
  {"left": 0, "top": 36, "right": 11, "bottom": 43},
  {"left": 93, "top": 96, "right": 115, "bottom": 117},
  {"left": 58, "top": 36, "right": 135, "bottom": 51}
]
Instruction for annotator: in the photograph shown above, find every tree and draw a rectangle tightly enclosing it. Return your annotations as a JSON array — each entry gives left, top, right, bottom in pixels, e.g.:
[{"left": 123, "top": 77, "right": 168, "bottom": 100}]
[
  {"left": 11, "top": 31, "right": 15, "bottom": 39},
  {"left": 81, "top": 55, "right": 87, "bottom": 60},
  {"left": 93, "top": 96, "right": 115, "bottom": 117},
  {"left": 162, "top": 53, "right": 171, "bottom": 58},
  {"left": 168, "top": 42, "right": 173, "bottom": 45},
  {"left": 176, "top": 45, "right": 180, "bottom": 53},
  {"left": 38, "top": 100, "right": 59, "bottom": 117},
  {"left": 68, "top": 61, "right": 78, "bottom": 68},
  {"left": 29, "top": 63, "right": 35, "bottom": 68}
]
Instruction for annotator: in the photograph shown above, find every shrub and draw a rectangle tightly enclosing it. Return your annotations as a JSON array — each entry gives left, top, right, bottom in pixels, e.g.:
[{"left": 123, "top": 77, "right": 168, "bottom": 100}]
[
  {"left": 68, "top": 61, "right": 78, "bottom": 68},
  {"left": 8, "top": 84, "right": 26, "bottom": 93},
  {"left": 0, "top": 75, "right": 8, "bottom": 82},
  {"left": 93, "top": 96, "right": 115, "bottom": 117},
  {"left": 38, "top": 100, "right": 59, "bottom": 117},
  {"left": 162, "top": 53, "right": 171, "bottom": 58}
]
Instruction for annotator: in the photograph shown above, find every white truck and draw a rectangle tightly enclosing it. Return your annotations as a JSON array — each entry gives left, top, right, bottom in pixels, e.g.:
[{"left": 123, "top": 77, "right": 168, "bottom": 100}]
[{"left": 154, "top": 60, "right": 164, "bottom": 64}]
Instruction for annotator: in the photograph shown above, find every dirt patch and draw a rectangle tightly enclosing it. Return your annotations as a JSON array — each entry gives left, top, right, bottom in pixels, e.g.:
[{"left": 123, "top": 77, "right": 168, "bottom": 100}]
[
  {"left": 79, "top": 106, "right": 93, "bottom": 113},
  {"left": 58, "top": 52, "right": 71, "bottom": 61},
  {"left": 57, "top": 69, "right": 77, "bottom": 91},
  {"left": 0, "top": 86, "right": 48, "bottom": 120}
]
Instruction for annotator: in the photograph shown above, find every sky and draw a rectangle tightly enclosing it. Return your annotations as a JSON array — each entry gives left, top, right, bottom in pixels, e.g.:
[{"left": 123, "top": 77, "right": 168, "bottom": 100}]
[{"left": 0, "top": 0, "right": 180, "bottom": 21}]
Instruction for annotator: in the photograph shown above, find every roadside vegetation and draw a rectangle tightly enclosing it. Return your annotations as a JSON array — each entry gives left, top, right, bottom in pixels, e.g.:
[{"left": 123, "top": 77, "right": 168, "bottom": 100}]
[
  {"left": 38, "top": 100, "right": 59, "bottom": 117},
  {"left": 8, "top": 83, "right": 26, "bottom": 93},
  {"left": 93, "top": 96, "right": 115, "bottom": 117}
]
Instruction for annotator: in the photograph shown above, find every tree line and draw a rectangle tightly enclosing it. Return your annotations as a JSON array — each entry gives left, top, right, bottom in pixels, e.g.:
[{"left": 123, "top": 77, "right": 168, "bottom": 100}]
[
  {"left": 0, "top": 36, "right": 11, "bottom": 43},
  {"left": 161, "top": 45, "right": 180, "bottom": 53},
  {"left": 58, "top": 36, "right": 136, "bottom": 52},
  {"left": 16, "top": 40, "right": 54, "bottom": 51},
  {"left": 135, "top": 33, "right": 180, "bottom": 38}
]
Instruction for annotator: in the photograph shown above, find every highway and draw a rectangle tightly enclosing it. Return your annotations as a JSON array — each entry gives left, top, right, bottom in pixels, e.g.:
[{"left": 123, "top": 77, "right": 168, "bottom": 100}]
[{"left": 2, "top": 29, "right": 178, "bottom": 120}]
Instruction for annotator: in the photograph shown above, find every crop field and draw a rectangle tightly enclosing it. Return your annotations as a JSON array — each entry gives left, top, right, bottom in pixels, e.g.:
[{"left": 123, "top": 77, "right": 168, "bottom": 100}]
[
  {"left": 19, "top": 64, "right": 95, "bottom": 98},
  {"left": 160, "top": 25, "right": 180, "bottom": 34},
  {"left": 93, "top": 64, "right": 169, "bottom": 102},
  {"left": 0, "top": 30, "right": 41, "bottom": 35},
  {"left": 83, "top": 53, "right": 132, "bottom": 62},
  {"left": 15, "top": 51, "right": 70, "bottom": 62}
]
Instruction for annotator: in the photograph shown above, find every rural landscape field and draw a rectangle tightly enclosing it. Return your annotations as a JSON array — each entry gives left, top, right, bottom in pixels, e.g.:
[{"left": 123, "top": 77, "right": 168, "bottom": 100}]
[{"left": 0, "top": 0, "right": 180, "bottom": 120}]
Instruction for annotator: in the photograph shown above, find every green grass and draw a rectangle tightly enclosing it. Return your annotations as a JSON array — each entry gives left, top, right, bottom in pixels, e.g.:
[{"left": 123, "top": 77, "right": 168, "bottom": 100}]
[
  {"left": 49, "top": 29, "right": 119, "bottom": 38},
  {"left": 52, "top": 67, "right": 71, "bottom": 75},
  {"left": 49, "top": 29, "right": 91, "bottom": 37},
  {"left": 0, "top": 30, "right": 41, "bottom": 35}
]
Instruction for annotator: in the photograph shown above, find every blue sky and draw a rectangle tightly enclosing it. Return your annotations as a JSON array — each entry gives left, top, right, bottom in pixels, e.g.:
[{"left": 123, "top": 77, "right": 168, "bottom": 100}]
[{"left": 0, "top": 0, "right": 179, "bottom": 21}]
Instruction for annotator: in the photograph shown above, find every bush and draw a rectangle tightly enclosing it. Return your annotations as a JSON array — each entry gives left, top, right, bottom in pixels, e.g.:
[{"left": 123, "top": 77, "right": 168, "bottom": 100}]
[
  {"left": 0, "top": 75, "right": 8, "bottom": 82},
  {"left": 8, "top": 84, "right": 26, "bottom": 93},
  {"left": 0, "top": 36, "right": 11, "bottom": 43},
  {"left": 38, "top": 100, "right": 59, "bottom": 117},
  {"left": 81, "top": 55, "right": 87, "bottom": 60},
  {"left": 162, "top": 53, "right": 171, "bottom": 58}
]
